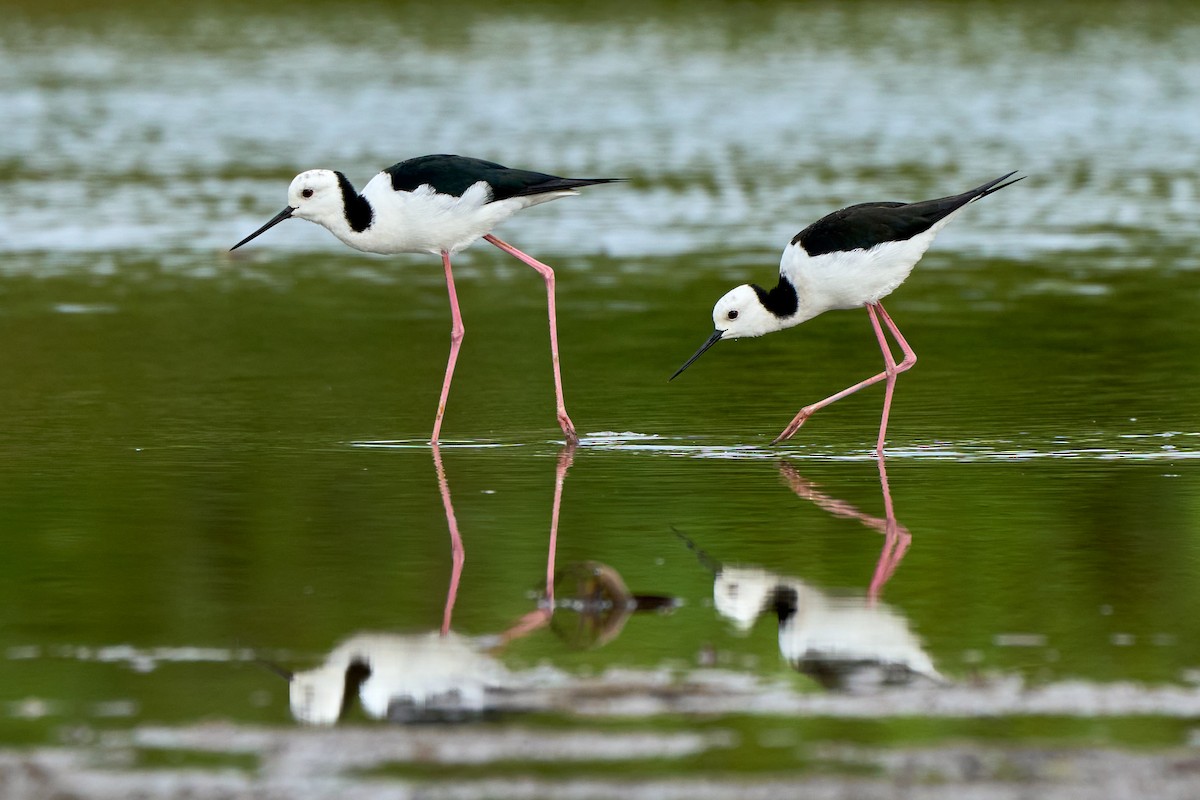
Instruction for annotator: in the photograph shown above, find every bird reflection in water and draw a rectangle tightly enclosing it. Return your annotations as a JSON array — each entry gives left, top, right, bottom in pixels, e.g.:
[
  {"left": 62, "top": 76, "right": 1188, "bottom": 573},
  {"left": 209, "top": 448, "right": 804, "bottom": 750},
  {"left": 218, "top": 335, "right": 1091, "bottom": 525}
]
[
  {"left": 273, "top": 443, "right": 675, "bottom": 725},
  {"left": 279, "top": 630, "right": 507, "bottom": 725},
  {"left": 683, "top": 455, "right": 940, "bottom": 691}
]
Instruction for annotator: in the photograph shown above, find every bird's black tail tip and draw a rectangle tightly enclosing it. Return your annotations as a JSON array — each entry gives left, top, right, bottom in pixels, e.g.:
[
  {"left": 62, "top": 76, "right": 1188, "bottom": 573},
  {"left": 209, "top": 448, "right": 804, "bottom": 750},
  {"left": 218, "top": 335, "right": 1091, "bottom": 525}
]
[
  {"left": 978, "top": 170, "right": 1025, "bottom": 197},
  {"left": 572, "top": 177, "right": 627, "bottom": 187},
  {"left": 520, "top": 176, "right": 626, "bottom": 198}
]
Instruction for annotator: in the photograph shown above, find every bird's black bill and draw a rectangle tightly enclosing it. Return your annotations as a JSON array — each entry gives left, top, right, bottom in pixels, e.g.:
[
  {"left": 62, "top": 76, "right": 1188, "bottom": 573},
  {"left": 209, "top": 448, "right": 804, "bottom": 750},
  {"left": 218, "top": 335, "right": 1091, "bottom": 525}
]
[
  {"left": 669, "top": 329, "right": 724, "bottom": 381},
  {"left": 254, "top": 658, "right": 294, "bottom": 682},
  {"left": 671, "top": 525, "right": 722, "bottom": 575},
  {"left": 230, "top": 207, "right": 294, "bottom": 251}
]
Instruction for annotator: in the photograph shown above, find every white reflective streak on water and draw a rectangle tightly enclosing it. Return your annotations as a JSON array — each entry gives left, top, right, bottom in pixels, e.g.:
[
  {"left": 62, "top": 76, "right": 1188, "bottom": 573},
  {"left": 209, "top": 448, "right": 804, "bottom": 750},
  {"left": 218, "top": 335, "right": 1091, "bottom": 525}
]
[{"left": 1, "top": 5, "right": 1199, "bottom": 266}]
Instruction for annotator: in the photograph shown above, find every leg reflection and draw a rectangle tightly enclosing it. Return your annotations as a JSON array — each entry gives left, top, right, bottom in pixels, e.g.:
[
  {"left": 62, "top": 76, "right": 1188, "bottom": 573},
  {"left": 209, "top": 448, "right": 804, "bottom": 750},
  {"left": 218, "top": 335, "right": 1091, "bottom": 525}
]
[
  {"left": 498, "top": 442, "right": 577, "bottom": 645},
  {"left": 868, "top": 454, "right": 911, "bottom": 601},
  {"left": 777, "top": 453, "right": 912, "bottom": 602},
  {"left": 431, "top": 443, "right": 465, "bottom": 637}
]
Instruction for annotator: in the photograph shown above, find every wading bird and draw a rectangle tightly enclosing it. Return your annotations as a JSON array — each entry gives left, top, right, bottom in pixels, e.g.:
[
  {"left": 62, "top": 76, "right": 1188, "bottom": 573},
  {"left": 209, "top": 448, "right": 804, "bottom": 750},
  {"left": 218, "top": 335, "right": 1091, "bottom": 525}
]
[
  {"left": 232, "top": 154, "right": 620, "bottom": 443},
  {"left": 671, "top": 172, "right": 1022, "bottom": 452}
]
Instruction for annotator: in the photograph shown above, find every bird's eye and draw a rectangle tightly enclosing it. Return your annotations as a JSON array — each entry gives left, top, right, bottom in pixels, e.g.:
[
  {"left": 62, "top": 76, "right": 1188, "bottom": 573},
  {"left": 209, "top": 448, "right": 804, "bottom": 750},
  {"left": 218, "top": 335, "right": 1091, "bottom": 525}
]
[
  {"left": 727, "top": 310, "right": 739, "bottom": 320},
  {"left": 301, "top": 188, "right": 314, "bottom": 199}
]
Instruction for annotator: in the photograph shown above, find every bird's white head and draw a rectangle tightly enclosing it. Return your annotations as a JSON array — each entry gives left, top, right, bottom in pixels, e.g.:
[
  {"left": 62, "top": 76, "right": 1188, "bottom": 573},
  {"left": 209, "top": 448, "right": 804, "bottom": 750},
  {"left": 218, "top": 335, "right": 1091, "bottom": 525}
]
[
  {"left": 711, "top": 284, "right": 781, "bottom": 339},
  {"left": 713, "top": 567, "right": 779, "bottom": 631},
  {"left": 230, "top": 168, "right": 350, "bottom": 251},
  {"left": 286, "top": 169, "right": 344, "bottom": 224},
  {"left": 289, "top": 664, "right": 349, "bottom": 726},
  {"left": 670, "top": 283, "right": 780, "bottom": 380}
]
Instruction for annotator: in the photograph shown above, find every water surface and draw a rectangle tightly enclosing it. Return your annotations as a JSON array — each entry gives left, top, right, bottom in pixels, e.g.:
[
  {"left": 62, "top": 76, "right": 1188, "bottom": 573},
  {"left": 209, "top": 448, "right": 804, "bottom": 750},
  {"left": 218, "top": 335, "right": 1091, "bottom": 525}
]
[{"left": 2, "top": 0, "right": 1200, "bottom": 792}]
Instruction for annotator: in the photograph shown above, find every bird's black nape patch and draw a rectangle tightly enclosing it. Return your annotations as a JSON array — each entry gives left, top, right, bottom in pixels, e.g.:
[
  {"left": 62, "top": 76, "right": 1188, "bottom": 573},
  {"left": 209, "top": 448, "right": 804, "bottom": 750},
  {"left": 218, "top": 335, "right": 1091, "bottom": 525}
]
[
  {"left": 752, "top": 275, "right": 799, "bottom": 318},
  {"left": 334, "top": 172, "right": 374, "bottom": 233},
  {"left": 338, "top": 658, "right": 372, "bottom": 721},
  {"left": 772, "top": 586, "right": 799, "bottom": 625}
]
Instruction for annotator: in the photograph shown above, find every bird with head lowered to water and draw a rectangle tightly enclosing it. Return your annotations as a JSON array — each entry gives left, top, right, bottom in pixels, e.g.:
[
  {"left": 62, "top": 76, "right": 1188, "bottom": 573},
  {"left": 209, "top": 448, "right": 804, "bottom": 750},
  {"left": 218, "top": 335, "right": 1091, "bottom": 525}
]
[{"left": 670, "top": 172, "right": 1023, "bottom": 453}]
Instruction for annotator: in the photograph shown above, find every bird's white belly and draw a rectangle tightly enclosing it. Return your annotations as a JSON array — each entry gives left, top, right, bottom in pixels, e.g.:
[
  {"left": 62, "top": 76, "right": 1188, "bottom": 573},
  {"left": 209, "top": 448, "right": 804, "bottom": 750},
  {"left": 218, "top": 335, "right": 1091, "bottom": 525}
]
[{"left": 346, "top": 211, "right": 505, "bottom": 255}]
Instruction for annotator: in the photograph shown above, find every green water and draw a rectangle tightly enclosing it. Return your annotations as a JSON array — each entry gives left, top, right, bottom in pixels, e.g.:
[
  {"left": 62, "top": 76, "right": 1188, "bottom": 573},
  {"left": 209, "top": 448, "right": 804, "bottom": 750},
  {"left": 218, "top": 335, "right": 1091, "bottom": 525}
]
[{"left": 2, "top": 0, "right": 1200, "bottom": 779}]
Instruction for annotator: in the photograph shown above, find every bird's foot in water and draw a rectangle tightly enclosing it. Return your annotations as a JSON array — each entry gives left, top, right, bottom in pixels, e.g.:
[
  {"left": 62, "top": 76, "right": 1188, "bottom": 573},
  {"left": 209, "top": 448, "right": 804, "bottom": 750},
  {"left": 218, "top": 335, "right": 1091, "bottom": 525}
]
[
  {"left": 771, "top": 407, "right": 817, "bottom": 445},
  {"left": 558, "top": 410, "right": 579, "bottom": 445}
]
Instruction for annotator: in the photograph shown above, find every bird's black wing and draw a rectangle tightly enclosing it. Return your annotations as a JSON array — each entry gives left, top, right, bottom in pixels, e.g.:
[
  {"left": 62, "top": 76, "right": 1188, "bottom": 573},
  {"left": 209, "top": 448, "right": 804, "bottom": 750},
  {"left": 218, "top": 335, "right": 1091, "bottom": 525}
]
[
  {"left": 384, "top": 154, "right": 619, "bottom": 201},
  {"left": 792, "top": 201, "right": 912, "bottom": 256},
  {"left": 792, "top": 172, "right": 1022, "bottom": 256}
]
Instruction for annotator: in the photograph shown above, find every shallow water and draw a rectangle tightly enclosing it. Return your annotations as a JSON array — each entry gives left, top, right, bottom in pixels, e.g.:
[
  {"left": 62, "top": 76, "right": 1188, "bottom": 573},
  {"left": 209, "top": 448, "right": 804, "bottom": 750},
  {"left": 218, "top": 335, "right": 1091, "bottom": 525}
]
[{"left": 3, "top": 0, "right": 1200, "bottom": 789}]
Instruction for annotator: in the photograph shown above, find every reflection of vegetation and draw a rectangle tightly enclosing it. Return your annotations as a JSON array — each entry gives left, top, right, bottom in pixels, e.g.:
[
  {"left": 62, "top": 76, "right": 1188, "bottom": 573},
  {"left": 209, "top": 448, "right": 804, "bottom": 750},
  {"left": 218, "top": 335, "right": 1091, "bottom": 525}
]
[
  {"left": 360, "top": 752, "right": 883, "bottom": 782},
  {"left": 357, "top": 713, "right": 1197, "bottom": 781},
  {"left": 134, "top": 747, "right": 258, "bottom": 772},
  {"left": 6, "top": 0, "right": 1198, "bottom": 48}
]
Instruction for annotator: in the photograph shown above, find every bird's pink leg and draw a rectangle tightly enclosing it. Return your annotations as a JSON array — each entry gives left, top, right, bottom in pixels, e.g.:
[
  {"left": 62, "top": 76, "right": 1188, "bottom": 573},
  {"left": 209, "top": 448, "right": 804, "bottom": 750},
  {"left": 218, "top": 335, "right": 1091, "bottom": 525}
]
[
  {"left": 484, "top": 234, "right": 578, "bottom": 443},
  {"left": 431, "top": 250, "right": 465, "bottom": 445},
  {"left": 432, "top": 444, "right": 465, "bottom": 637},
  {"left": 771, "top": 302, "right": 917, "bottom": 453},
  {"left": 871, "top": 302, "right": 917, "bottom": 455}
]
